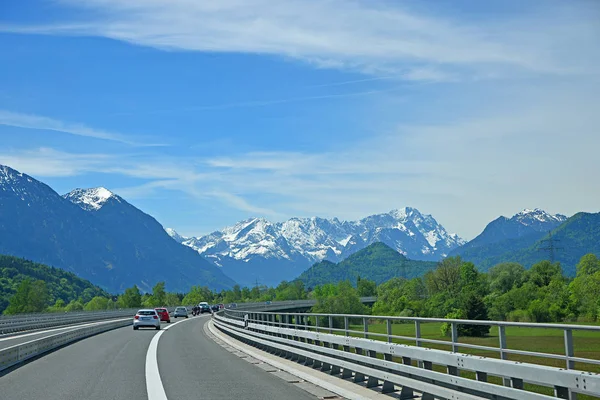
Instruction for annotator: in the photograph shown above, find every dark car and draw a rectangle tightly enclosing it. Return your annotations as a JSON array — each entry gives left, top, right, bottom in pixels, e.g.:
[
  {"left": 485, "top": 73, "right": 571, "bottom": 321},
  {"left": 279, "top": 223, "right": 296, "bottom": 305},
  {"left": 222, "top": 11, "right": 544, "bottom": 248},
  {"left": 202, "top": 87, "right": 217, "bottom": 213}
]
[
  {"left": 211, "top": 304, "right": 219, "bottom": 312},
  {"left": 200, "top": 304, "right": 211, "bottom": 314}
]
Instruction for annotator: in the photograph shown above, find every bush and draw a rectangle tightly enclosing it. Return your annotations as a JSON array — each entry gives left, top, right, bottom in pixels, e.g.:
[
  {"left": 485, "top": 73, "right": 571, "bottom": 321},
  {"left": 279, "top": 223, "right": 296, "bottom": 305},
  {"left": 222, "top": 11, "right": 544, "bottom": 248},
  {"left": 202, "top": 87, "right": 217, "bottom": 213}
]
[{"left": 440, "top": 309, "right": 466, "bottom": 337}]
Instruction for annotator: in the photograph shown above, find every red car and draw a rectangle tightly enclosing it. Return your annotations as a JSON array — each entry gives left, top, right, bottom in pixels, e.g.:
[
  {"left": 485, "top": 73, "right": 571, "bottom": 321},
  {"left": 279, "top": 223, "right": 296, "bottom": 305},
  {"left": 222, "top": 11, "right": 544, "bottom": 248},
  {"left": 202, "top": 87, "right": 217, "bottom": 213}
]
[{"left": 154, "top": 307, "right": 170, "bottom": 323}]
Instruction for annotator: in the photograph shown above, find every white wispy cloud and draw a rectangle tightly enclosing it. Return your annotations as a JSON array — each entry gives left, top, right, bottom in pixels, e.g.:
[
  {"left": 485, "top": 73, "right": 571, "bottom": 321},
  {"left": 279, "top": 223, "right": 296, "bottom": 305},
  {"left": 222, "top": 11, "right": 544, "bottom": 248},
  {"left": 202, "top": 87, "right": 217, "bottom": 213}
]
[
  {"left": 1, "top": 0, "right": 598, "bottom": 80},
  {"left": 0, "top": 110, "right": 166, "bottom": 146},
  {"left": 3, "top": 79, "right": 598, "bottom": 238}
]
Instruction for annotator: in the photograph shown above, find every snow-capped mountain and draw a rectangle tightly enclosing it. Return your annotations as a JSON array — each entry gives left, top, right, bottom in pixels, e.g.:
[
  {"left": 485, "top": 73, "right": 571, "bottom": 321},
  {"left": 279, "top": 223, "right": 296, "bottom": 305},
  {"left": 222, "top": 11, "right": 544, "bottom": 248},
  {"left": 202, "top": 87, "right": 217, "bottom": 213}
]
[
  {"left": 165, "top": 228, "right": 187, "bottom": 244},
  {"left": 0, "top": 165, "right": 235, "bottom": 293},
  {"left": 63, "top": 187, "right": 122, "bottom": 211},
  {"left": 173, "top": 207, "right": 465, "bottom": 286},
  {"left": 449, "top": 208, "right": 568, "bottom": 258},
  {"left": 512, "top": 208, "right": 567, "bottom": 230}
]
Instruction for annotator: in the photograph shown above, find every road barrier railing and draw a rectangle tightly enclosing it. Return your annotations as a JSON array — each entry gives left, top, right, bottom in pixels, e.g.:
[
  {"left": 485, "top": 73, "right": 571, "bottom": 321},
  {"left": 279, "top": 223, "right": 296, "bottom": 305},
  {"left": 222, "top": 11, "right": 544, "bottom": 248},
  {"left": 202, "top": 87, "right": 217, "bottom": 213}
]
[
  {"left": 214, "top": 310, "right": 600, "bottom": 400},
  {"left": 0, "top": 318, "right": 131, "bottom": 372},
  {"left": 0, "top": 308, "right": 141, "bottom": 335},
  {"left": 230, "top": 297, "right": 376, "bottom": 312}
]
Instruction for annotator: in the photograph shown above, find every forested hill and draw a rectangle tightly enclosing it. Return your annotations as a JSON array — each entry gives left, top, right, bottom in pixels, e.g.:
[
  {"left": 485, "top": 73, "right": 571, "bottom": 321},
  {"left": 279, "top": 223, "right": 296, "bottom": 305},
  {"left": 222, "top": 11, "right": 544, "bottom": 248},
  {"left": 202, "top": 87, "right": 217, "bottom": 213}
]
[
  {"left": 296, "top": 242, "right": 438, "bottom": 288},
  {"left": 0, "top": 255, "right": 109, "bottom": 313}
]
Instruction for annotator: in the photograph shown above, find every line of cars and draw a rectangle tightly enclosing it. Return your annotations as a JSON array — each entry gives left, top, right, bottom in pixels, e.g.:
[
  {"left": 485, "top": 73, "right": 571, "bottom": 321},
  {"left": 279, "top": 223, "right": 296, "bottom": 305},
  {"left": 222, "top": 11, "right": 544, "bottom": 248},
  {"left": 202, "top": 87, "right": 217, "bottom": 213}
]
[{"left": 132, "top": 304, "right": 223, "bottom": 330}]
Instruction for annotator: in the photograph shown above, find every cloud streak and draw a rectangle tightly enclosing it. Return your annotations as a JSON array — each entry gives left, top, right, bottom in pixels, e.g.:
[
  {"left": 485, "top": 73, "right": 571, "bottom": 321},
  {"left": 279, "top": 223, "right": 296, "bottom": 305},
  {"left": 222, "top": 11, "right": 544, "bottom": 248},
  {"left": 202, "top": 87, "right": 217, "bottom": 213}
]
[
  {"left": 1, "top": 1, "right": 598, "bottom": 80},
  {"left": 0, "top": 110, "right": 165, "bottom": 146},
  {"left": 3, "top": 79, "right": 598, "bottom": 238}
]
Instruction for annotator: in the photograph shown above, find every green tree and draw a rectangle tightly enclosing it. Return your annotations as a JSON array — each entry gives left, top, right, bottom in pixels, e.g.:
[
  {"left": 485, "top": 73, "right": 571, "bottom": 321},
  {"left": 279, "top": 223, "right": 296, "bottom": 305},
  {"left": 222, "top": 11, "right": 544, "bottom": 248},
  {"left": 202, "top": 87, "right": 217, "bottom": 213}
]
[
  {"left": 576, "top": 253, "right": 600, "bottom": 277},
  {"left": 527, "top": 261, "right": 562, "bottom": 287},
  {"left": 181, "top": 286, "right": 212, "bottom": 305},
  {"left": 569, "top": 254, "right": 600, "bottom": 320},
  {"left": 4, "top": 279, "right": 49, "bottom": 314},
  {"left": 84, "top": 296, "right": 109, "bottom": 311},
  {"left": 312, "top": 281, "right": 369, "bottom": 317},
  {"left": 118, "top": 285, "right": 142, "bottom": 308},
  {"left": 164, "top": 292, "right": 181, "bottom": 307},
  {"left": 459, "top": 291, "right": 490, "bottom": 336},
  {"left": 65, "top": 299, "right": 84, "bottom": 312},
  {"left": 150, "top": 281, "right": 166, "bottom": 306},
  {"left": 488, "top": 263, "right": 526, "bottom": 294},
  {"left": 357, "top": 277, "right": 377, "bottom": 297},
  {"left": 424, "top": 256, "right": 462, "bottom": 295},
  {"left": 372, "top": 278, "right": 407, "bottom": 315}
]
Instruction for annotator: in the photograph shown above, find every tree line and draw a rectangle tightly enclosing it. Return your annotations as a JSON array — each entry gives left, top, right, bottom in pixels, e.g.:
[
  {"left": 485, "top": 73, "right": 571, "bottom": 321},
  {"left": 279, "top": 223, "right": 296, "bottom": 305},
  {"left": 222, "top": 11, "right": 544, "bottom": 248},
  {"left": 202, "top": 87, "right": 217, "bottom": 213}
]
[{"left": 4, "top": 254, "right": 599, "bottom": 334}]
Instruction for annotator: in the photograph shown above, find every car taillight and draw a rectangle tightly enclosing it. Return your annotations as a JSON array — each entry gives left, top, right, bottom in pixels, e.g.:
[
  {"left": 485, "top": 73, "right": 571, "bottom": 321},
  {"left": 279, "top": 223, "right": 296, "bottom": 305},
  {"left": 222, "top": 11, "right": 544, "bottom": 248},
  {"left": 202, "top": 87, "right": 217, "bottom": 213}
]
[
  {"left": 153, "top": 315, "right": 158, "bottom": 319},
  {"left": 134, "top": 315, "right": 139, "bottom": 319}
]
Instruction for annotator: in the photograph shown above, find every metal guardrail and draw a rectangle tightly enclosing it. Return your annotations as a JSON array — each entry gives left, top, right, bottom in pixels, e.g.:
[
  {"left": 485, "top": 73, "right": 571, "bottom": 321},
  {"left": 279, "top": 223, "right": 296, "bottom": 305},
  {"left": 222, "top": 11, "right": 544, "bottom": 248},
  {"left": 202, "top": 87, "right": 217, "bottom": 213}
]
[
  {"left": 230, "top": 297, "right": 377, "bottom": 312},
  {"left": 0, "top": 318, "right": 131, "bottom": 372},
  {"left": 214, "top": 310, "right": 600, "bottom": 400},
  {"left": 0, "top": 309, "right": 141, "bottom": 335}
]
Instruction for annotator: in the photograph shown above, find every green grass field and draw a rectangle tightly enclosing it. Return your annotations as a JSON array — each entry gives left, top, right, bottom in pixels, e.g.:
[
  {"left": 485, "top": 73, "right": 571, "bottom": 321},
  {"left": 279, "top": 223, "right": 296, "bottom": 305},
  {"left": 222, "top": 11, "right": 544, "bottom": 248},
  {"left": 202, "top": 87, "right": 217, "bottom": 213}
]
[{"left": 310, "top": 320, "right": 600, "bottom": 399}]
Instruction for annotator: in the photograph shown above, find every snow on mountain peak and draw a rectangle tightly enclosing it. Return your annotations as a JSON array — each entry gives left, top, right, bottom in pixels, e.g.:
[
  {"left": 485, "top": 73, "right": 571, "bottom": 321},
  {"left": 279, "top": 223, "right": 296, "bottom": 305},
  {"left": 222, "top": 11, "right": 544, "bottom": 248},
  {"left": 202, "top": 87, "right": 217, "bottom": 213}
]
[
  {"left": 63, "top": 187, "right": 120, "bottom": 211},
  {"left": 165, "top": 228, "right": 187, "bottom": 243},
  {"left": 179, "top": 207, "right": 465, "bottom": 265},
  {"left": 512, "top": 208, "right": 567, "bottom": 225}
]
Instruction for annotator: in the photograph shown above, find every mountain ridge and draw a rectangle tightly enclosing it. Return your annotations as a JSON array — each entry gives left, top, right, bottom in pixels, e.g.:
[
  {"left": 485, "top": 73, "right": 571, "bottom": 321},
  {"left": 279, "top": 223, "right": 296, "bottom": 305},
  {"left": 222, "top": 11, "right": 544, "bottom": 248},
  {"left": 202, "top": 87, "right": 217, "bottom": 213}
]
[
  {"left": 169, "top": 207, "right": 465, "bottom": 286},
  {"left": 0, "top": 165, "right": 235, "bottom": 293},
  {"left": 450, "top": 210, "right": 598, "bottom": 275}
]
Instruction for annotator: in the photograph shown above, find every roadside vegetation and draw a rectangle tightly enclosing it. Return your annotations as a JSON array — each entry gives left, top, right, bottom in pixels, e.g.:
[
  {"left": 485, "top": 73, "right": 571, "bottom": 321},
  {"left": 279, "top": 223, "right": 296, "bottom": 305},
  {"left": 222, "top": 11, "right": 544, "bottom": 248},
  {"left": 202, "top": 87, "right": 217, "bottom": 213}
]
[{"left": 2, "top": 253, "right": 599, "bottom": 332}]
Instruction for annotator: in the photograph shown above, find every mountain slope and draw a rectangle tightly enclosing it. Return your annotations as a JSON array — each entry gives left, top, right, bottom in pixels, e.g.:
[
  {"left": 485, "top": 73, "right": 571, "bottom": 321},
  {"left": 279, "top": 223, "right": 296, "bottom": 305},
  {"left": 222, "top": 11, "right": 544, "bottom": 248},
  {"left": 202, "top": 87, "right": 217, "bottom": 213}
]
[
  {"left": 455, "top": 212, "right": 600, "bottom": 275},
  {"left": 0, "top": 254, "right": 109, "bottom": 313},
  {"left": 297, "top": 242, "right": 438, "bottom": 288},
  {"left": 179, "top": 208, "right": 463, "bottom": 287},
  {"left": 451, "top": 209, "right": 567, "bottom": 256},
  {"left": 0, "top": 165, "right": 235, "bottom": 293}
]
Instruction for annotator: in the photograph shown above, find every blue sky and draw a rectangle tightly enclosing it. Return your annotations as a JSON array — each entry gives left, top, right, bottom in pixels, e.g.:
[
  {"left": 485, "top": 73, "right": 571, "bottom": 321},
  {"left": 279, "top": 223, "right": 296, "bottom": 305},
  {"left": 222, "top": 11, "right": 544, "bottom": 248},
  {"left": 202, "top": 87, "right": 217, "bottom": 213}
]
[{"left": 0, "top": 0, "right": 598, "bottom": 239}]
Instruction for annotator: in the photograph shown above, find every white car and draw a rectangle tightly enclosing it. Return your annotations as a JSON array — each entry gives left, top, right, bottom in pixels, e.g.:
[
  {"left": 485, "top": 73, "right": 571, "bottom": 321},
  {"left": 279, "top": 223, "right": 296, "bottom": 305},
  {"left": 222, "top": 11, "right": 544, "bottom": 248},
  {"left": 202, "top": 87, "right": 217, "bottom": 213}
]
[
  {"left": 133, "top": 309, "right": 161, "bottom": 330},
  {"left": 173, "top": 306, "right": 188, "bottom": 318}
]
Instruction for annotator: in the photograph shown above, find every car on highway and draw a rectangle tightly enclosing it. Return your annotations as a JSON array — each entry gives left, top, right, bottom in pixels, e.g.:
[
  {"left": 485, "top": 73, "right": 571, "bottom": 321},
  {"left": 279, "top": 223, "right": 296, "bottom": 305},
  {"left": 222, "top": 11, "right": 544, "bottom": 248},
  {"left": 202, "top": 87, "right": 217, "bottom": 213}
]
[
  {"left": 200, "top": 303, "right": 211, "bottom": 314},
  {"left": 173, "top": 306, "right": 188, "bottom": 318},
  {"left": 133, "top": 309, "right": 161, "bottom": 330},
  {"left": 155, "top": 307, "right": 171, "bottom": 323},
  {"left": 211, "top": 304, "right": 219, "bottom": 312}
]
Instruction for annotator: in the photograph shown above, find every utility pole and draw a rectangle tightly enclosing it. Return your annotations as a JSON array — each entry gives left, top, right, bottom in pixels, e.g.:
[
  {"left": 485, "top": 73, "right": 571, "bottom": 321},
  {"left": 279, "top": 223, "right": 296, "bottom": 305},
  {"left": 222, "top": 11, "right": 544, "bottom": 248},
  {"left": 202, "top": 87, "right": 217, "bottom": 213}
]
[{"left": 538, "top": 230, "right": 563, "bottom": 263}]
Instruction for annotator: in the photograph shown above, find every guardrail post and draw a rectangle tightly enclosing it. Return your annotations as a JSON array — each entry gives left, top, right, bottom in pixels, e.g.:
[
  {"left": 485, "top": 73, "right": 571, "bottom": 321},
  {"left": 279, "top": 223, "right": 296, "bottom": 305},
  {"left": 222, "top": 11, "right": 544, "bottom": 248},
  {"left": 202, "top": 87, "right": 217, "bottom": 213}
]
[
  {"left": 363, "top": 317, "right": 369, "bottom": 339},
  {"left": 451, "top": 322, "right": 458, "bottom": 352},
  {"left": 420, "top": 360, "right": 434, "bottom": 400},
  {"left": 328, "top": 315, "right": 333, "bottom": 334},
  {"left": 564, "top": 329, "right": 575, "bottom": 370},
  {"left": 415, "top": 320, "right": 424, "bottom": 368},
  {"left": 344, "top": 316, "right": 349, "bottom": 336},
  {"left": 446, "top": 321, "right": 459, "bottom": 376},
  {"left": 386, "top": 318, "right": 392, "bottom": 343},
  {"left": 499, "top": 325, "right": 511, "bottom": 386},
  {"left": 555, "top": 329, "right": 576, "bottom": 399}
]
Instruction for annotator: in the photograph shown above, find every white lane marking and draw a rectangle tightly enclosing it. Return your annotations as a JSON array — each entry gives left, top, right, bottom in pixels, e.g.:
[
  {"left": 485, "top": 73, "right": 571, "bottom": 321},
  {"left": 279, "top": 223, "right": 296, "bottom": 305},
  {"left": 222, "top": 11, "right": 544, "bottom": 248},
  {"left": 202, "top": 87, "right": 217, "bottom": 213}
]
[
  {"left": 145, "top": 315, "right": 205, "bottom": 400},
  {"left": 0, "top": 318, "right": 131, "bottom": 342}
]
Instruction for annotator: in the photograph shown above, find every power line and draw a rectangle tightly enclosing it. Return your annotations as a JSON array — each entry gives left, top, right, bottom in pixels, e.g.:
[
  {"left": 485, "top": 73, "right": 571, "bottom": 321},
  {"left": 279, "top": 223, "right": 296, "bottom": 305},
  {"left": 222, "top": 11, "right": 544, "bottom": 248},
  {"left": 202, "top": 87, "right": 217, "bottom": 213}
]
[{"left": 538, "top": 230, "right": 563, "bottom": 263}]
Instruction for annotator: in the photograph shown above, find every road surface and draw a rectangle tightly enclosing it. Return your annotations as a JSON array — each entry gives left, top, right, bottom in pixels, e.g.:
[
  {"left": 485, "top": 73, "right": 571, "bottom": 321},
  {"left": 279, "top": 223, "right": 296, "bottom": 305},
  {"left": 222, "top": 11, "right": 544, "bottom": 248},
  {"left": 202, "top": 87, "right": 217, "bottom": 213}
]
[{"left": 0, "top": 315, "right": 317, "bottom": 400}]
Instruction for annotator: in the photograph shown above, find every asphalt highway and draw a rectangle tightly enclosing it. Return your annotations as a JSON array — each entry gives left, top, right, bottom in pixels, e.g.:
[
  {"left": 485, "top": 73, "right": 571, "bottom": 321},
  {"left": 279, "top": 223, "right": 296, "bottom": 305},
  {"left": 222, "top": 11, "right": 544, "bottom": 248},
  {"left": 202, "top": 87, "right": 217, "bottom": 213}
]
[{"left": 0, "top": 315, "right": 317, "bottom": 400}]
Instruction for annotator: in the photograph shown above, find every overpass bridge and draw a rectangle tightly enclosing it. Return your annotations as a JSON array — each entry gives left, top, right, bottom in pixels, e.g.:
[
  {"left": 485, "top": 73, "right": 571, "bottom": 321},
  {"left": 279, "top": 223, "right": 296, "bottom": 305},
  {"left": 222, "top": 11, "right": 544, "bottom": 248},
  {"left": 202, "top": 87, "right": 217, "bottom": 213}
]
[{"left": 0, "top": 299, "right": 598, "bottom": 400}]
